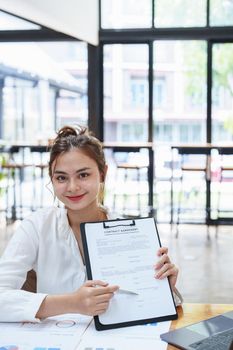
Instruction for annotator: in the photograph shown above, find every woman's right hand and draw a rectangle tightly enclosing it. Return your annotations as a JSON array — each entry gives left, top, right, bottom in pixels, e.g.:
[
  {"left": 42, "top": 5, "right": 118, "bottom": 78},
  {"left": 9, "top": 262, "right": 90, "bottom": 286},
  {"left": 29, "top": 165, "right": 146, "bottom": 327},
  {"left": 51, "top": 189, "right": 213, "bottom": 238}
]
[{"left": 72, "top": 280, "right": 119, "bottom": 316}]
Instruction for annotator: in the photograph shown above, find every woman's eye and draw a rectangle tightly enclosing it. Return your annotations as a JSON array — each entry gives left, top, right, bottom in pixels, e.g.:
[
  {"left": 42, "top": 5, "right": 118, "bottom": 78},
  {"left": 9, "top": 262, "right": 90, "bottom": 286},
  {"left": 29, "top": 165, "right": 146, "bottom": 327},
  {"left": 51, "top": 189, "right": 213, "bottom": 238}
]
[
  {"left": 79, "top": 172, "right": 89, "bottom": 179},
  {"left": 56, "top": 175, "right": 67, "bottom": 182}
]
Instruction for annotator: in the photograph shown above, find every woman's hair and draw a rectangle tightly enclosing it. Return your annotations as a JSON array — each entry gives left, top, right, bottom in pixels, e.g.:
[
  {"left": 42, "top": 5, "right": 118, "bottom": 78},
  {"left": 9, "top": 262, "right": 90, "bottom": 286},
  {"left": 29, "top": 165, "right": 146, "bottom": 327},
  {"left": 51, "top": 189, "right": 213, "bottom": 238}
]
[{"left": 48, "top": 125, "right": 106, "bottom": 202}]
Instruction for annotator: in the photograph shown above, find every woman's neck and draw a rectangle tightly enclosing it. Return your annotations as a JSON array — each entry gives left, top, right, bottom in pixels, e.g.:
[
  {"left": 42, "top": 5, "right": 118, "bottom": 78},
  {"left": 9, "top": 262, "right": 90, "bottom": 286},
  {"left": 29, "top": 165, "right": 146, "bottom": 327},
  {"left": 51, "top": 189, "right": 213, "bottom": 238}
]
[
  {"left": 67, "top": 202, "right": 107, "bottom": 229},
  {"left": 66, "top": 202, "right": 107, "bottom": 264}
]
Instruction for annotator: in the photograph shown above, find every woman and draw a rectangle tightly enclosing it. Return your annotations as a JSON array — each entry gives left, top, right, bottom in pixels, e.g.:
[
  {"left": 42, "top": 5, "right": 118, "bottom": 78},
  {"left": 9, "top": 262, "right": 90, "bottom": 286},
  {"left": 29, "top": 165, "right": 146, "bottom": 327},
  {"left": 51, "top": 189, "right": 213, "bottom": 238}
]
[{"left": 0, "top": 125, "right": 180, "bottom": 322}]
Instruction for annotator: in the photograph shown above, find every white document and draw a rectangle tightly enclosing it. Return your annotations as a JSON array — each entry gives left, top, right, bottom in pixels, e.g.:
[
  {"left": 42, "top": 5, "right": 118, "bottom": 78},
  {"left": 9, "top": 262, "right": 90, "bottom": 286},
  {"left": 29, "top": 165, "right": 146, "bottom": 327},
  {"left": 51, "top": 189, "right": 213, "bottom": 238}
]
[
  {"left": 0, "top": 311, "right": 171, "bottom": 350},
  {"left": 83, "top": 218, "right": 176, "bottom": 326},
  {"left": 0, "top": 332, "right": 78, "bottom": 350},
  {"left": 77, "top": 318, "right": 171, "bottom": 350},
  {"left": 0, "top": 313, "right": 92, "bottom": 350}
]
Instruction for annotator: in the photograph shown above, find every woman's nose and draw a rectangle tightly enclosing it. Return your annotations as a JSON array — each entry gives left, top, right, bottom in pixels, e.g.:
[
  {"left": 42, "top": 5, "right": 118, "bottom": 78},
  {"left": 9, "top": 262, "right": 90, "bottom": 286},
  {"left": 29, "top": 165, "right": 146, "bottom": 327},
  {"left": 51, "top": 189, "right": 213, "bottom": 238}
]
[{"left": 67, "top": 178, "right": 80, "bottom": 191}]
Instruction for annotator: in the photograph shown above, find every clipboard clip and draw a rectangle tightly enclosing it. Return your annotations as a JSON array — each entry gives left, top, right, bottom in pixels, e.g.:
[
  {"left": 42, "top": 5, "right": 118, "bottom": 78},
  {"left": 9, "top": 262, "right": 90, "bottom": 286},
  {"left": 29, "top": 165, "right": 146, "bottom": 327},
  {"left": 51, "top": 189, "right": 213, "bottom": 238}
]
[{"left": 103, "top": 220, "right": 135, "bottom": 228}]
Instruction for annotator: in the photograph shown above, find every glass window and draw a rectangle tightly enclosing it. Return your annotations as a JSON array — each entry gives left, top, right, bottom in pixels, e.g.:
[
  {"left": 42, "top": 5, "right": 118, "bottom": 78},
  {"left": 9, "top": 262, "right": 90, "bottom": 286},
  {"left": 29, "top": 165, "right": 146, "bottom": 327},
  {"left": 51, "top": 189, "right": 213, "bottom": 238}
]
[
  {"left": 3, "top": 78, "right": 39, "bottom": 141},
  {"left": 153, "top": 41, "right": 207, "bottom": 221},
  {"left": 211, "top": 43, "right": 233, "bottom": 220},
  {"left": 122, "top": 124, "right": 131, "bottom": 141},
  {"left": 101, "top": 0, "right": 152, "bottom": 29},
  {"left": 154, "top": 77, "right": 166, "bottom": 108},
  {"left": 154, "top": 0, "right": 207, "bottom": 27},
  {"left": 163, "top": 124, "right": 173, "bottom": 141},
  {"left": 130, "top": 77, "right": 148, "bottom": 108},
  {"left": 121, "top": 123, "right": 146, "bottom": 141},
  {"left": 123, "top": 45, "right": 149, "bottom": 63},
  {"left": 0, "top": 11, "right": 40, "bottom": 30},
  {"left": 179, "top": 124, "right": 189, "bottom": 142},
  {"left": 153, "top": 41, "right": 207, "bottom": 145},
  {"left": 103, "top": 44, "right": 149, "bottom": 142},
  {"left": 192, "top": 124, "right": 202, "bottom": 142},
  {"left": 210, "top": 0, "right": 233, "bottom": 26},
  {"left": 212, "top": 43, "right": 233, "bottom": 143},
  {"left": 154, "top": 124, "right": 174, "bottom": 143},
  {"left": 212, "top": 85, "right": 232, "bottom": 109},
  {"left": 0, "top": 42, "right": 87, "bottom": 142},
  {"left": 186, "top": 90, "right": 206, "bottom": 110},
  {"left": 154, "top": 42, "right": 175, "bottom": 63}
]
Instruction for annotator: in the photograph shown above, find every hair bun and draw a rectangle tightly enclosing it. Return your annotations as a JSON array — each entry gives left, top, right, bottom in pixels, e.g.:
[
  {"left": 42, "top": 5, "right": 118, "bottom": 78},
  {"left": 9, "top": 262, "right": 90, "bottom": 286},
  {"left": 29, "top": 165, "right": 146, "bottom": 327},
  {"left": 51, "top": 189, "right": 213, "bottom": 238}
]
[{"left": 57, "top": 125, "right": 87, "bottom": 139}]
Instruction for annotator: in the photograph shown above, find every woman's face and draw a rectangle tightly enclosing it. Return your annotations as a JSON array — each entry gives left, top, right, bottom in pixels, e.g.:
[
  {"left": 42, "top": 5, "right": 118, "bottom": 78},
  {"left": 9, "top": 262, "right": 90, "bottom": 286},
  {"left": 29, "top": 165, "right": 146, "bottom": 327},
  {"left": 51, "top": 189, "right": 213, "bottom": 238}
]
[{"left": 51, "top": 149, "right": 103, "bottom": 211}]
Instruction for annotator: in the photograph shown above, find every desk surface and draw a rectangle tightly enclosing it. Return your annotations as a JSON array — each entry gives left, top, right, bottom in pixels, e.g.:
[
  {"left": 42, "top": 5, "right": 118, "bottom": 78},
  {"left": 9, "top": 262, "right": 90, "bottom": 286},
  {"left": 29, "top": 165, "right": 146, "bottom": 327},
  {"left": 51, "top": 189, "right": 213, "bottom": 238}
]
[{"left": 168, "top": 303, "right": 233, "bottom": 350}]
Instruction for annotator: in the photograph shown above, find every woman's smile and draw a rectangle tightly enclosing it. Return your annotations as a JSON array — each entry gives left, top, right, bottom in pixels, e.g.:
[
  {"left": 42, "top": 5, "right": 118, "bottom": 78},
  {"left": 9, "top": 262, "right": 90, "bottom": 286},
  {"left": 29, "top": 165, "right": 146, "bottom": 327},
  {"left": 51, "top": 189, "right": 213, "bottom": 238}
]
[{"left": 66, "top": 193, "right": 87, "bottom": 202}]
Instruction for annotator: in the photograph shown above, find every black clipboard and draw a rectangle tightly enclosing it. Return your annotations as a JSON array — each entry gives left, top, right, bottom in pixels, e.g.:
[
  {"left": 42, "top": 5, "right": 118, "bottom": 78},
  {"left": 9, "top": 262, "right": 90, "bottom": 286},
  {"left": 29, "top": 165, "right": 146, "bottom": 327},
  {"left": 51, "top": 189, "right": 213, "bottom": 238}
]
[{"left": 81, "top": 217, "right": 178, "bottom": 331}]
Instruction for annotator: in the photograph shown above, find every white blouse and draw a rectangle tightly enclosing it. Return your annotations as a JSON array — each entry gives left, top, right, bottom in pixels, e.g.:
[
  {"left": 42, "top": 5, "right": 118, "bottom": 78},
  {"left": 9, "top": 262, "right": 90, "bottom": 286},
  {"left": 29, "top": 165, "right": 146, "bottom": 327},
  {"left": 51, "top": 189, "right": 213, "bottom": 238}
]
[
  {"left": 0, "top": 207, "right": 182, "bottom": 322},
  {"left": 0, "top": 207, "right": 89, "bottom": 322}
]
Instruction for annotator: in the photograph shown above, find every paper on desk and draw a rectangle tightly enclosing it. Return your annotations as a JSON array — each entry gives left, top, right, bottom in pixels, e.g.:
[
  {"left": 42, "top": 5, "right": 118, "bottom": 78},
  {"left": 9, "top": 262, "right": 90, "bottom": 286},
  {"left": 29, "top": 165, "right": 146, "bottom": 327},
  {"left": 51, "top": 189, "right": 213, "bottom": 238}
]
[
  {"left": 0, "top": 313, "right": 92, "bottom": 350},
  {"left": 0, "top": 313, "right": 91, "bottom": 334},
  {"left": 0, "top": 332, "right": 77, "bottom": 350},
  {"left": 78, "top": 337, "right": 168, "bottom": 350},
  {"left": 77, "top": 319, "right": 171, "bottom": 350}
]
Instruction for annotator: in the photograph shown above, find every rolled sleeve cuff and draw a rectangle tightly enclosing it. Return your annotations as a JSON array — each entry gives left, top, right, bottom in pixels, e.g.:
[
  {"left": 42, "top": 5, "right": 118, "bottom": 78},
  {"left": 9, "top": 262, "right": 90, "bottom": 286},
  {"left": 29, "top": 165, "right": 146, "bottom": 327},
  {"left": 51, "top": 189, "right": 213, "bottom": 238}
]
[{"left": 25, "top": 293, "right": 48, "bottom": 322}]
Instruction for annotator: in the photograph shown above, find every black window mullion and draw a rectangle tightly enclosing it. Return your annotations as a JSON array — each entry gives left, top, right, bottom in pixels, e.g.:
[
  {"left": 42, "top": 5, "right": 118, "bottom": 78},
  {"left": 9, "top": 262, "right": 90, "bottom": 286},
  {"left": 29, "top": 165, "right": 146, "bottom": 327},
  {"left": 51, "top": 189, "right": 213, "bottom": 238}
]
[
  {"left": 206, "top": 40, "right": 212, "bottom": 224},
  {"left": 207, "top": 40, "right": 212, "bottom": 143},
  {"left": 99, "top": 0, "right": 102, "bottom": 30},
  {"left": 99, "top": 44, "right": 104, "bottom": 141},
  {"left": 207, "top": 0, "right": 210, "bottom": 27},
  {"left": 148, "top": 41, "right": 153, "bottom": 142},
  {"left": 88, "top": 43, "right": 104, "bottom": 141},
  {"left": 152, "top": 0, "right": 155, "bottom": 28}
]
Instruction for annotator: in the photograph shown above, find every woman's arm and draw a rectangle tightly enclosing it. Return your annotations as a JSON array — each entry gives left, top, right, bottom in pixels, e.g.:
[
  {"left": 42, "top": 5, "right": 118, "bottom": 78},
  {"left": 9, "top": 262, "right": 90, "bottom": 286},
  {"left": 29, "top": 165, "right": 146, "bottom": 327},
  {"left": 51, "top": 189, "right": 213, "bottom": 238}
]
[
  {"left": 0, "top": 218, "right": 46, "bottom": 322},
  {"left": 36, "top": 280, "right": 119, "bottom": 319}
]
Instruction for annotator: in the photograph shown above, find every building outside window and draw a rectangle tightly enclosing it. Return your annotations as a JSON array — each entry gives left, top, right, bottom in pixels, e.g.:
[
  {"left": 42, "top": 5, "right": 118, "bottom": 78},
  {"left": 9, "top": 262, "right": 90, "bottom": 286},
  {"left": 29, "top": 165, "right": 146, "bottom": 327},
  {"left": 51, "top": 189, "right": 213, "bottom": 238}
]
[
  {"left": 121, "top": 122, "right": 147, "bottom": 142},
  {"left": 154, "top": 77, "right": 166, "bottom": 108},
  {"left": 130, "top": 77, "right": 148, "bottom": 108}
]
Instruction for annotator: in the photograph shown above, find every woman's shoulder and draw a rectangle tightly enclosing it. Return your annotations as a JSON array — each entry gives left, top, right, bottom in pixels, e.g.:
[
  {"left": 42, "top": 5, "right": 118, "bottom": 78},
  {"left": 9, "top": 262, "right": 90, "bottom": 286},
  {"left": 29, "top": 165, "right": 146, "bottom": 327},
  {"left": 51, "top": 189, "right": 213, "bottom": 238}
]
[
  {"left": 21, "top": 207, "right": 68, "bottom": 234},
  {"left": 24, "top": 206, "right": 64, "bottom": 222}
]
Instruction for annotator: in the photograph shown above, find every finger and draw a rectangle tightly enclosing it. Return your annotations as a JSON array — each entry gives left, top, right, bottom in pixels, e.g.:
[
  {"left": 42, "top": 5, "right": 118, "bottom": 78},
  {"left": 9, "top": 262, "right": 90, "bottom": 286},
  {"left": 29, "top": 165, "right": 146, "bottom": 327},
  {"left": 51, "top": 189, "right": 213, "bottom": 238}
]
[
  {"left": 154, "top": 254, "right": 170, "bottom": 270},
  {"left": 94, "top": 285, "right": 119, "bottom": 296},
  {"left": 94, "top": 302, "right": 110, "bottom": 315},
  {"left": 157, "top": 246, "right": 168, "bottom": 256},
  {"left": 95, "top": 293, "right": 114, "bottom": 303},
  {"left": 96, "top": 301, "right": 109, "bottom": 309},
  {"left": 107, "top": 285, "right": 119, "bottom": 293},
  {"left": 155, "top": 263, "right": 175, "bottom": 279},
  {"left": 159, "top": 266, "right": 178, "bottom": 280},
  {"left": 85, "top": 280, "right": 109, "bottom": 288},
  {"left": 94, "top": 308, "right": 107, "bottom": 316}
]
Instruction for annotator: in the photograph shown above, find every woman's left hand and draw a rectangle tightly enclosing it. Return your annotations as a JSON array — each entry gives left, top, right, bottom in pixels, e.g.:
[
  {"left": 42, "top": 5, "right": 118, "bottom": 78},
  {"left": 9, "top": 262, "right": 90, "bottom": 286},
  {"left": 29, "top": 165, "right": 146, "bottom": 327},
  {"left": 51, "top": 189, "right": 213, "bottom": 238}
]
[{"left": 154, "top": 247, "right": 178, "bottom": 291}]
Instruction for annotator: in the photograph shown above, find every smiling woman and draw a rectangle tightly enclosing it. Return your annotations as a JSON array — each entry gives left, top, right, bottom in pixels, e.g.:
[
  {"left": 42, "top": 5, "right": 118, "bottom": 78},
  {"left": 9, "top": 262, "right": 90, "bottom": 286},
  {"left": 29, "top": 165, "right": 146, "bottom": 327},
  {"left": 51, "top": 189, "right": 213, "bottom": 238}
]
[
  {"left": 0, "top": 125, "right": 180, "bottom": 323},
  {"left": 51, "top": 146, "right": 106, "bottom": 215},
  {"left": 49, "top": 126, "right": 107, "bottom": 210}
]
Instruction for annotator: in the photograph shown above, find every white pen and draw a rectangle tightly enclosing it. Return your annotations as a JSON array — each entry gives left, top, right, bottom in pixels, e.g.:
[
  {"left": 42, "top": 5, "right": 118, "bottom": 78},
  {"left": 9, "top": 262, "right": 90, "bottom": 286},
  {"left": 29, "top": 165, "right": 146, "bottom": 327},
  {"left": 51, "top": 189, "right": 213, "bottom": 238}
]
[
  {"left": 92, "top": 284, "right": 138, "bottom": 295},
  {"left": 117, "top": 288, "right": 139, "bottom": 295}
]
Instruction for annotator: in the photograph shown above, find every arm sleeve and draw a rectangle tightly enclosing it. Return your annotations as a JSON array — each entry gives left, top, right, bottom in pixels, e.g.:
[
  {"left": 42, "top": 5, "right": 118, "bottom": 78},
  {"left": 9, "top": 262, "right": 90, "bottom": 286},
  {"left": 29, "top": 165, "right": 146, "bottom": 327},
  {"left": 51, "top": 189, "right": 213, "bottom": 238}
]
[{"left": 0, "top": 218, "right": 47, "bottom": 322}]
